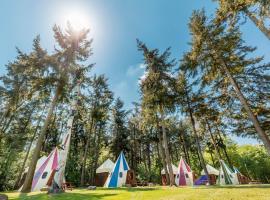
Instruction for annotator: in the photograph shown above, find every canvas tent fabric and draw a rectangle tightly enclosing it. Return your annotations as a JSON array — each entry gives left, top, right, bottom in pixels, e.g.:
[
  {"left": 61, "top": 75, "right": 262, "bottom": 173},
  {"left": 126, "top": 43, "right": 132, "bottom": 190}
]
[
  {"left": 175, "top": 157, "right": 193, "bottom": 186},
  {"left": 217, "top": 160, "right": 239, "bottom": 185},
  {"left": 50, "top": 118, "right": 73, "bottom": 191},
  {"left": 96, "top": 159, "right": 115, "bottom": 173},
  {"left": 104, "top": 152, "right": 130, "bottom": 188},
  {"left": 201, "top": 164, "right": 219, "bottom": 176},
  {"left": 161, "top": 164, "right": 178, "bottom": 175},
  {"left": 31, "top": 148, "right": 59, "bottom": 192},
  {"left": 194, "top": 175, "right": 208, "bottom": 185}
]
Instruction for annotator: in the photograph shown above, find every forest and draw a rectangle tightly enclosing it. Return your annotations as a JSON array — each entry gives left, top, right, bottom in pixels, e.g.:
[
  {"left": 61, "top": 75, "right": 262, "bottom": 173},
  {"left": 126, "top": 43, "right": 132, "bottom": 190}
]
[{"left": 0, "top": 0, "right": 270, "bottom": 196}]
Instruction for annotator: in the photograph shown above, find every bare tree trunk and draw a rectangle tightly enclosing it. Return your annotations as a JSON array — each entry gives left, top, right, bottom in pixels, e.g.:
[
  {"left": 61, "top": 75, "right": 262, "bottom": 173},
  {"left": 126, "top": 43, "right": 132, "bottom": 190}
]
[
  {"left": 221, "top": 62, "right": 270, "bottom": 154},
  {"left": 160, "top": 111, "right": 175, "bottom": 186},
  {"left": 206, "top": 120, "right": 223, "bottom": 165},
  {"left": 90, "top": 124, "right": 102, "bottom": 184},
  {"left": 80, "top": 118, "right": 94, "bottom": 186},
  {"left": 215, "top": 128, "right": 233, "bottom": 168},
  {"left": 209, "top": 151, "right": 215, "bottom": 167},
  {"left": 21, "top": 85, "right": 62, "bottom": 193},
  {"left": 185, "top": 92, "right": 209, "bottom": 182},
  {"left": 244, "top": 9, "right": 270, "bottom": 41},
  {"left": 146, "top": 141, "right": 152, "bottom": 182},
  {"left": 14, "top": 105, "right": 44, "bottom": 189},
  {"left": 157, "top": 127, "right": 169, "bottom": 185},
  {"left": 179, "top": 132, "right": 190, "bottom": 165}
]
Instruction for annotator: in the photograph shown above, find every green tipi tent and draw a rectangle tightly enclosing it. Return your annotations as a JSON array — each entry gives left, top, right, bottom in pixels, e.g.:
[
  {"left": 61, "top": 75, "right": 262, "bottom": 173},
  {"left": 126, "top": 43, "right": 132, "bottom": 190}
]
[{"left": 217, "top": 160, "right": 239, "bottom": 185}]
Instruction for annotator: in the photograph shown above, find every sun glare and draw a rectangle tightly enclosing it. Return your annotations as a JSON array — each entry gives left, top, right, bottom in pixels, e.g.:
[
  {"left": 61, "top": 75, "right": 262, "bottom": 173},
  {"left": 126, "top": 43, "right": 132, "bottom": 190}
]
[{"left": 57, "top": 7, "right": 91, "bottom": 31}]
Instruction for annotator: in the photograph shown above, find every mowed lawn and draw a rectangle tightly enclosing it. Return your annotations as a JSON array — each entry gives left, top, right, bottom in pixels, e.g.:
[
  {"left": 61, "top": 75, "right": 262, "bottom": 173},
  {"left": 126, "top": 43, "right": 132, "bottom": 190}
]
[{"left": 2, "top": 185, "right": 270, "bottom": 200}]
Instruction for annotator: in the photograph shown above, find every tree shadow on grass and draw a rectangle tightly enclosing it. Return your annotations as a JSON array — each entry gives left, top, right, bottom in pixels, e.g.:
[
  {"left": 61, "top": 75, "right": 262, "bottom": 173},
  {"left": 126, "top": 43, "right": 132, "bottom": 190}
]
[
  {"left": 193, "top": 184, "right": 270, "bottom": 190},
  {"left": 97, "top": 187, "right": 158, "bottom": 192},
  {"left": 14, "top": 192, "right": 117, "bottom": 200}
]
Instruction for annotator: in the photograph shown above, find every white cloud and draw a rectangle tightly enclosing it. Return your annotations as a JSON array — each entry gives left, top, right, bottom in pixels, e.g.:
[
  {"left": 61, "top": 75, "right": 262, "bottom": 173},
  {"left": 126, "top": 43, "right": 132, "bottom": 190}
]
[
  {"left": 126, "top": 63, "right": 145, "bottom": 77},
  {"left": 138, "top": 71, "right": 148, "bottom": 85}
]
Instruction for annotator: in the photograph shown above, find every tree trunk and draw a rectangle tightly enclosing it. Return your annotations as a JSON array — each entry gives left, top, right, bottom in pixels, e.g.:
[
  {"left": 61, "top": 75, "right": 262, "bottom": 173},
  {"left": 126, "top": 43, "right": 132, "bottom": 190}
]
[
  {"left": 205, "top": 120, "right": 223, "bottom": 166},
  {"left": 21, "top": 85, "right": 62, "bottom": 193},
  {"left": 221, "top": 62, "right": 270, "bottom": 154},
  {"left": 185, "top": 91, "right": 209, "bottom": 182},
  {"left": 179, "top": 131, "right": 190, "bottom": 165},
  {"left": 80, "top": 118, "right": 94, "bottom": 186},
  {"left": 244, "top": 9, "right": 270, "bottom": 41},
  {"left": 90, "top": 124, "right": 102, "bottom": 184},
  {"left": 160, "top": 111, "right": 175, "bottom": 186},
  {"left": 157, "top": 127, "right": 169, "bottom": 185},
  {"left": 209, "top": 151, "right": 215, "bottom": 167},
  {"left": 146, "top": 141, "right": 151, "bottom": 182},
  {"left": 14, "top": 105, "right": 43, "bottom": 189},
  {"left": 215, "top": 127, "right": 233, "bottom": 168}
]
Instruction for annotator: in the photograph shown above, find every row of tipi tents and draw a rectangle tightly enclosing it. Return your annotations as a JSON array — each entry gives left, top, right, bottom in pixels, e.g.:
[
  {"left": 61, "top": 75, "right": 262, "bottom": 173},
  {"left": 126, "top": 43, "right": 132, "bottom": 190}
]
[
  {"left": 161, "top": 157, "right": 249, "bottom": 186},
  {"left": 20, "top": 148, "right": 249, "bottom": 192}
]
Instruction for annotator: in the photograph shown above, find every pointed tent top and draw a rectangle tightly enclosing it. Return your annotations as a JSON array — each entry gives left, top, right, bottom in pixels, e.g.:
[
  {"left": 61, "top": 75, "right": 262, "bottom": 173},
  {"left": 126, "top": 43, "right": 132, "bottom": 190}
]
[
  {"left": 220, "top": 160, "right": 234, "bottom": 174},
  {"left": 179, "top": 157, "right": 191, "bottom": 172},
  {"left": 233, "top": 166, "right": 242, "bottom": 175},
  {"left": 119, "top": 151, "right": 129, "bottom": 171},
  {"left": 161, "top": 164, "right": 178, "bottom": 174},
  {"left": 96, "top": 159, "right": 115, "bottom": 173},
  {"left": 201, "top": 164, "right": 219, "bottom": 176}
]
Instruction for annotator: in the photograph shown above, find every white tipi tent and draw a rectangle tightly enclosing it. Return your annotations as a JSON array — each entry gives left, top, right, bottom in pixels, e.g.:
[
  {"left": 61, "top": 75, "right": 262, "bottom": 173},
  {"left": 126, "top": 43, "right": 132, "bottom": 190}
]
[
  {"left": 201, "top": 164, "right": 219, "bottom": 176},
  {"left": 104, "top": 152, "right": 130, "bottom": 188},
  {"left": 96, "top": 159, "right": 115, "bottom": 174},
  {"left": 161, "top": 164, "right": 178, "bottom": 175},
  {"left": 217, "top": 160, "right": 239, "bottom": 185},
  {"left": 175, "top": 157, "right": 193, "bottom": 186},
  {"left": 31, "top": 148, "right": 59, "bottom": 191}
]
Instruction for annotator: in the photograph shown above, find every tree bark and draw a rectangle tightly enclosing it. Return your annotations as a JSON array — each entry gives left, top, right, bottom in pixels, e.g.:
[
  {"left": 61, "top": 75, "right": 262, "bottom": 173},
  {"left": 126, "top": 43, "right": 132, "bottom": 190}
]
[
  {"left": 160, "top": 111, "right": 175, "bottom": 186},
  {"left": 244, "top": 9, "right": 270, "bottom": 41},
  {"left": 14, "top": 105, "right": 43, "bottom": 189},
  {"left": 215, "top": 128, "right": 233, "bottom": 168},
  {"left": 221, "top": 62, "right": 270, "bottom": 155},
  {"left": 21, "top": 85, "right": 62, "bottom": 193},
  {"left": 80, "top": 118, "right": 94, "bottom": 186},
  {"left": 205, "top": 120, "right": 223, "bottom": 167},
  {"left": 179, "top": 131, "right": 190, "bottom": 165},
  {"left": 157, "top": 127, "right": 169, "bottom": 185},
  {"left": 185, "top": 91, "right": 209, "bottom": 182}
]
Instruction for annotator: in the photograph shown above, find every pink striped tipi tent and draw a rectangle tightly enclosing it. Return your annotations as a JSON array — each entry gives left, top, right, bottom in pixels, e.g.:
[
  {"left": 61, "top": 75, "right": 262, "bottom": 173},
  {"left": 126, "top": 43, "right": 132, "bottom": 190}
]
[
  {"left": 175, "top": 157, "right": 193, "bottom": 186},
  {"left": 31, "top": 148, "right": 59, "bottom": 191}
]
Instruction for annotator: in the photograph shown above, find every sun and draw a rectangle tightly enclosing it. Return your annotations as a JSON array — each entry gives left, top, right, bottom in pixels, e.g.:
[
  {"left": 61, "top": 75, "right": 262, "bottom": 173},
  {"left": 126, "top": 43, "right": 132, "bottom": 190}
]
[
  {"left": 64, "top": 10, "right": 90, "bottom": 30},
  {"left": 57, "top": 6, "right": 91, "bottom": 31}
]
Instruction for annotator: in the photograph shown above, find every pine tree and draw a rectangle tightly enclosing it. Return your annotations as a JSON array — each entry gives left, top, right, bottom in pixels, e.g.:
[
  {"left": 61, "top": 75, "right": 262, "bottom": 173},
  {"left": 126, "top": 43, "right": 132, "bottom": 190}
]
[
  {"left": 137, "top": 40, "right": 176, "bottom": 186},
  {"left": 182, "top": 10, "right": 270, "bottom": 154}
]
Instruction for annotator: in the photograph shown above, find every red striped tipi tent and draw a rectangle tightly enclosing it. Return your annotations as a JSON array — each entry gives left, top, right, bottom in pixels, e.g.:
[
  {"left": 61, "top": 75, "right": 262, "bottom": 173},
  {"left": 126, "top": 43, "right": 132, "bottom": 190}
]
[{"left": 175, "top": 157, "right": 193, "bottom": 186}]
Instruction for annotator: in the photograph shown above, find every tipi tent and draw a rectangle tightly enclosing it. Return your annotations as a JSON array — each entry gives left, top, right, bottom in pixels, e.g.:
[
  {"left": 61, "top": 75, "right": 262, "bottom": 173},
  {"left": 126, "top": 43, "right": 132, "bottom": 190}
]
[
  {"left": 175, "top": 157, "right": 193, "bottom": 186},
  {"left": 217, "top": 160, "right": 239, "bottom": 185},
  {"left": 104, "top": 152, "right": 130, "bottom": 187},
  {"left": 161, "top": 164, "right": 178, "bottom": 175},
  {"left": 95, "top": 159, "right": 115, "bottom": 186},
  {"left": 201, "top": 164, "right": 219, "bottom": 176},
  {"left": 161, "top": 164, "right": 178, "bottom": 185},
  {"left": 195, "top": 164, "right": 219, "bottom": 185},
  {"left": 31, "top": 148, "right": 59, "bottom": 191},
  {"left": 96, "top": 159, "right": 115, "bottom": 174},
  {"left": 20, "top": 81, "right": 81, "bottom": 192}
]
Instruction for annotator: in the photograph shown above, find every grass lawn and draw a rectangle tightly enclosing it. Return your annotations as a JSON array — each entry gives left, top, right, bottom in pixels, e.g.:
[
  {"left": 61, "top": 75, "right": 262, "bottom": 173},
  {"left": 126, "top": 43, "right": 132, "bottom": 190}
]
[{"left": 2, "top": 185, "right": 270, "bottom": 200}]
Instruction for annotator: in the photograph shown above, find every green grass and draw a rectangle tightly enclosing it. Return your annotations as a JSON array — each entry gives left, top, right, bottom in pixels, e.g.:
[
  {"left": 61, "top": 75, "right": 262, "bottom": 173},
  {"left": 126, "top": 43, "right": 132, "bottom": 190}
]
[{"left": 2, "top": 185, "right": 270, "bottom": 200}]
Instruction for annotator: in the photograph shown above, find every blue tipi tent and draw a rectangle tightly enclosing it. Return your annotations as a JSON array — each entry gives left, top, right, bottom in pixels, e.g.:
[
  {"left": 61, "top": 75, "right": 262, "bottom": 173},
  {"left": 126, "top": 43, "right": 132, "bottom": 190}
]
[{"left": 104, "top": 152, "right": 130, "bottom": 187}]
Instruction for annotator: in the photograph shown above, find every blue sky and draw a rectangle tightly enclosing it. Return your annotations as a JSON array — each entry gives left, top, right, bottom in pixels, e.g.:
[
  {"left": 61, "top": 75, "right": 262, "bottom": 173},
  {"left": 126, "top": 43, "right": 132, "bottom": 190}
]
[{"left": 1, "top": 0, "right": 269, "bottom": 144}]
